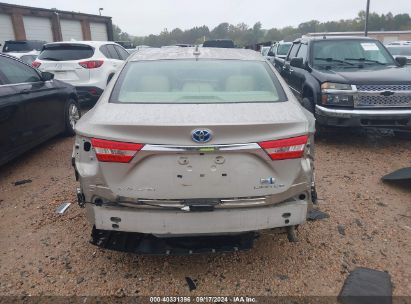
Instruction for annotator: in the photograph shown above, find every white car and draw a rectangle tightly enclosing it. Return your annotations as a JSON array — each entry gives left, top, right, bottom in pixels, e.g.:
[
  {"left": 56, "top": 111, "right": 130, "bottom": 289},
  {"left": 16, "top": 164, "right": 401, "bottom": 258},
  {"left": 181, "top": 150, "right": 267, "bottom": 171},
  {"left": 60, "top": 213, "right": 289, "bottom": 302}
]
[
  {"left": 33, "top": 41, "right": 129, "bottom": 103},
  {"left": 1, "top": 40, "right": 45, "bottom": 64}
]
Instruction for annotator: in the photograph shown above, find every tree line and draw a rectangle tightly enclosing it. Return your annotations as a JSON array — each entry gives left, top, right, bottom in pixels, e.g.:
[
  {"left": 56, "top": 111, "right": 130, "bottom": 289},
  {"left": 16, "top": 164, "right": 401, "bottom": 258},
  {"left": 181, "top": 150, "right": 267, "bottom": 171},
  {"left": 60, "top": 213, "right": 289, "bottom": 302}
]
[{"left": 113, "top": 11, "right": 411, "bottom": 47}]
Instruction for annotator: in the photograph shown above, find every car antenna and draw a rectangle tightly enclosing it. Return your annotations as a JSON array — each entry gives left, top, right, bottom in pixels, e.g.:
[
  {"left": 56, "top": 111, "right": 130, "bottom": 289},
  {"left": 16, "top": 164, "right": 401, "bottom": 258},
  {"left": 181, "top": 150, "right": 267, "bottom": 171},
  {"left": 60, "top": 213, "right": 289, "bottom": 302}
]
[{"left": 193, "top": 45, "right": 201, "bottom": 59}]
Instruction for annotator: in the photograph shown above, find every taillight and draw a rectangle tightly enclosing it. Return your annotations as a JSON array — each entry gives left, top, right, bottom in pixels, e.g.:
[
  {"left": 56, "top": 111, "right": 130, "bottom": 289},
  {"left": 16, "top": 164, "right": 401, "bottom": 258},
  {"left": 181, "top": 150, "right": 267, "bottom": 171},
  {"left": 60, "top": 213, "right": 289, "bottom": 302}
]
[
  {"left": 91, "top": 138, "right": 144, "bottom": 163},
  {"left": 258, "top": 135, "right": 308, "bottom": 160},
  {"left": 32, "top": 61, "right": 41, "bottom": 68},
  {"left": 78, "top": 60, "right": 104, "bottom": 69}
]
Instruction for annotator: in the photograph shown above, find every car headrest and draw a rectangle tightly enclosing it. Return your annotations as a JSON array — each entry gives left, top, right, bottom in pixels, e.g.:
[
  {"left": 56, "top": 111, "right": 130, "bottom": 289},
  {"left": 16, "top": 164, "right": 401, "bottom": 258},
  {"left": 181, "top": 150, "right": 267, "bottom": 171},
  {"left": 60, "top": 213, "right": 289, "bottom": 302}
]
[
  {"left": 182, "top": 82, "right": 215, "bottom": 92},
  {"left": 136, "top": 75, "right": 170, "bottom": 92},
  {"left": 225, "top": 75, "right": 255, "bottom": 91}
]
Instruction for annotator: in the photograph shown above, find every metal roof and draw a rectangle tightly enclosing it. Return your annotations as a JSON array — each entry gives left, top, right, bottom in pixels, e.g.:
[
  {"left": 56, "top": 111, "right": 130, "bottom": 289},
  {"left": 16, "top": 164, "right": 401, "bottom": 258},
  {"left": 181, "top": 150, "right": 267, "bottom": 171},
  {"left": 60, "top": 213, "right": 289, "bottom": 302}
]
[{"left": 129, "top": 47, "right": 264, "bottom": 61}]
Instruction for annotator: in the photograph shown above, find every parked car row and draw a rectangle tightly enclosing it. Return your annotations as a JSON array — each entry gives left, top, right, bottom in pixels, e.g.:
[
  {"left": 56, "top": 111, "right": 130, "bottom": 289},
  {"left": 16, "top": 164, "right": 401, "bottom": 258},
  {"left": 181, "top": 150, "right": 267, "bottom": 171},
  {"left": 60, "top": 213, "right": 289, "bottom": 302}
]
[{"left": 0, "top": 40, "right": 130, "bottom": 165}]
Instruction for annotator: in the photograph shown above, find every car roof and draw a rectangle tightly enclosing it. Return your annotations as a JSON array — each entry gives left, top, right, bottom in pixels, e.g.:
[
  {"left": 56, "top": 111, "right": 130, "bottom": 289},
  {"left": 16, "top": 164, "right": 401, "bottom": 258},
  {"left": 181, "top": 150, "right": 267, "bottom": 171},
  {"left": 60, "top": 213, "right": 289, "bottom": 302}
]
[
  {"left": 129, "top": 47, "right": 264, "bottom": 61},
  {"left": 296, "top": 36, "right": 376, "bottom": 43},
  {"left": 43, "top": 41, "right": 119, "bottom": 47},
  {"left": 5, "top": 40, "right": 46, "bottom": 43}
]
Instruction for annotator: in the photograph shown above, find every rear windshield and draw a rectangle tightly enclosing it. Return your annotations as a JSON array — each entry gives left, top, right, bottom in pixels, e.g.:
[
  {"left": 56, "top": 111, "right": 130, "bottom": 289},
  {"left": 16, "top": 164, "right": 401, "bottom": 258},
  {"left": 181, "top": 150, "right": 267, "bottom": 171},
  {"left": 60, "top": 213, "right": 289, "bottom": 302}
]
[
  {"left": 203, "top": 40, "right": 235, "bottom": 48},
  {"left": 3, "top": 41, "right": 43, "bottom": 53},
  {"left": 277, "top": 43, "right": 292, "bottom": 56},
  {"left": 387, "top": 46, "right": 411, "bottom": 56},
  {"left": 110, "top": 60, "right": 286, "bottom": 104},
  {"left": 38, "top": 44, "right": 94, "bottom": 61}
]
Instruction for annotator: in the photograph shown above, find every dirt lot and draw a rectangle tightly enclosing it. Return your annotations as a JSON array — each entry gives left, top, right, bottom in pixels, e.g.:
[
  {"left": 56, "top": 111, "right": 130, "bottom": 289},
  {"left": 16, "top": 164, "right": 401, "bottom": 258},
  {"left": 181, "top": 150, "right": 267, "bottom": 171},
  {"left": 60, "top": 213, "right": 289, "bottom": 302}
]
[{"left": 0, "top": 130, "right": 410, "bottom": 297}]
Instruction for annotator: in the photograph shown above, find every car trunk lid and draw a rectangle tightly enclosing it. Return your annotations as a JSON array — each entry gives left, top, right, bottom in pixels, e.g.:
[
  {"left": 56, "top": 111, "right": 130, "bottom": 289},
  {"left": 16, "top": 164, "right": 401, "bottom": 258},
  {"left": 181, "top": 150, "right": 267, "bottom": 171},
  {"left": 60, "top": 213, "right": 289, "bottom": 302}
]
[{"left": 76, "top": 101, "right": 313, "bottom": 200}]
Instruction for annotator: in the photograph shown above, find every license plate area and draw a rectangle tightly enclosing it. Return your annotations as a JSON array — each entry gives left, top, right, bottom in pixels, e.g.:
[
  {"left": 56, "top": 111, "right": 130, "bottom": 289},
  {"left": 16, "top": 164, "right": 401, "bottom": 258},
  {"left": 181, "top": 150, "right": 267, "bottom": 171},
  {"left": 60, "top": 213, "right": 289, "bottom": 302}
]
[{"left": 175, "top": 154, "right": 230, "bottom": 186}]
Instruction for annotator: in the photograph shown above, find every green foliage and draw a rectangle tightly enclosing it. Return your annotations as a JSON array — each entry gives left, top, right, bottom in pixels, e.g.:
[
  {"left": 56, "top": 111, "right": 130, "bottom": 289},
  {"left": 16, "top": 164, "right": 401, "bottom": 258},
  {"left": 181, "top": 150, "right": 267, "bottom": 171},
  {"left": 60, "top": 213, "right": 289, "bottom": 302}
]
[{"left": 114, "top": 11, "right": 411, "bottom": 47}]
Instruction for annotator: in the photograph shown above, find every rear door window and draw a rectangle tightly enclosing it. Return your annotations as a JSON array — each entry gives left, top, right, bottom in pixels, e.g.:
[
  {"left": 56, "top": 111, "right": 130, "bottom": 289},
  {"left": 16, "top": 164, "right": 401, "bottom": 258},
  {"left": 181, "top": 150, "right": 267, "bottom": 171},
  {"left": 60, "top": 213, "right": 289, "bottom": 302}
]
[
  {"left": 106, "top": 45, "right": 121, "bottom": 60},
  {"left": 0, "top": 56, "right": 41, "bottom": 84},
  {"left": 114, "top": 45, "right": 129, "bottom": 60},
  {"left": 38, "top": 44, "right": 94, "bottom": 61}
]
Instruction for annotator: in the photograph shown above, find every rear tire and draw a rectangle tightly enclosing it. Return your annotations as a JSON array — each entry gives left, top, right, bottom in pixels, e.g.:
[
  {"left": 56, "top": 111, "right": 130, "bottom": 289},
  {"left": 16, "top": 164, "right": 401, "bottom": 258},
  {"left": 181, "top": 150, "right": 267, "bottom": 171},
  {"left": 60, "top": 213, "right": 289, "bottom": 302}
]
[{"left": 64, "top": 98, "right": 81, "bottom": 136}]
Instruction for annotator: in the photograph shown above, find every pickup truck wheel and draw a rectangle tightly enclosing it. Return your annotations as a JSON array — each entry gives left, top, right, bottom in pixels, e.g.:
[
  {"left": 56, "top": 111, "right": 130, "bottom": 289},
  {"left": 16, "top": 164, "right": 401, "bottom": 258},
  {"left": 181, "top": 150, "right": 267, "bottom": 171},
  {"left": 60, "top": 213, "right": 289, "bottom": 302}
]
[
  {"left": 302, "top": 98, "right": 325, "bottom": 136},
  {"left": 64, "top": 99, "right": 81, "bottom": 136}
]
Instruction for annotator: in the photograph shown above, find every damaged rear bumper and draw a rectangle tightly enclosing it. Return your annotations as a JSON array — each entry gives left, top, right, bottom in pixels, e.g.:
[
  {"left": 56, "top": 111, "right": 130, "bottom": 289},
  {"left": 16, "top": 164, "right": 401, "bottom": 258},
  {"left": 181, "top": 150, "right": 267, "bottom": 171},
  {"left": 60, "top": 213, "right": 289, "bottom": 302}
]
[{"left": 86, "top": 199, "right": 308, "bottom": 236}]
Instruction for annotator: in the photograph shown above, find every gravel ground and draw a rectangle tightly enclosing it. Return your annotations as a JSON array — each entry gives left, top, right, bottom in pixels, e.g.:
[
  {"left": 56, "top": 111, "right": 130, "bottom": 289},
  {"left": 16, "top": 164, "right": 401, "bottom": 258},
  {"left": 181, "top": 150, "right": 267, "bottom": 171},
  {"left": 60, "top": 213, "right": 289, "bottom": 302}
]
[{"left": 0, "top": 130, "right": 410, "bottom": 296}]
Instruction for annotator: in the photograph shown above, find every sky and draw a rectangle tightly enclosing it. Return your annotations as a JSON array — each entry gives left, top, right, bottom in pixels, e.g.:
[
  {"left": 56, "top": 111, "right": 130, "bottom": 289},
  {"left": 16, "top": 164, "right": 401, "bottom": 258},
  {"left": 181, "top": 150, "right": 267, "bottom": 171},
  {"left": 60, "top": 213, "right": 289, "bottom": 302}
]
[{"left": 4, "top": 0, "right": 411, "bottom": 36}]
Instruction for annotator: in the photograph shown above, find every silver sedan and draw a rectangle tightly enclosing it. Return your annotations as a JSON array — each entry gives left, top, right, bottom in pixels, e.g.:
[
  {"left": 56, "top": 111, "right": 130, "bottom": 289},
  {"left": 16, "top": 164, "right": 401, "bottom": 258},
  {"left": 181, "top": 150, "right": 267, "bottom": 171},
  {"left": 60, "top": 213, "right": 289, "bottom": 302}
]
[{"left": 73, "top": 47, "right": 315, "bottom": 248}]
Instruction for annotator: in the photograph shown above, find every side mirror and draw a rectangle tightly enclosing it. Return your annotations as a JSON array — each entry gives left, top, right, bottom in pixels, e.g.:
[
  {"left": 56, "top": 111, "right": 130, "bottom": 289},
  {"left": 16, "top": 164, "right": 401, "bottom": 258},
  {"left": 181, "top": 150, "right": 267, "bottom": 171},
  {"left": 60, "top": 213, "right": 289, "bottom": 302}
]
[
  {"left": 395, "top": 56, "right": 407, "bottom": 67},
  {"left": 290, "top": 57, "right": 304, "bottom": 69},
  {"left": 267, "top": 51, "right": 275, "bottom": 57},
  {"left": 41, "top": 71, "right": 54, "bottom": 81}
]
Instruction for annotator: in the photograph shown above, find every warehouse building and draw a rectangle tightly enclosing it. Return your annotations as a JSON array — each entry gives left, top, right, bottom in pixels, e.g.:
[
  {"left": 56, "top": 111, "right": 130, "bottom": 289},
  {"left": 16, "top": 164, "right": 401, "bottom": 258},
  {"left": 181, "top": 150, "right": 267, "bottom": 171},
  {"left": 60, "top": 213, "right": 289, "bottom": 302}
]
[{"left": 0, "top": 2, "right": 113, "bottom": 47}]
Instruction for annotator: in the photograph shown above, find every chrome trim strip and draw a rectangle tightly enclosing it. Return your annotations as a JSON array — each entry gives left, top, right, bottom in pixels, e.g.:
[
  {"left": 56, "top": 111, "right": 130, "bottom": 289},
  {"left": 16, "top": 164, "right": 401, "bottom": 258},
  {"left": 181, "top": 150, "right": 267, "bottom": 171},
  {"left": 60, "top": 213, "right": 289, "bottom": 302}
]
[
  {"left": 358, "top": 91, "right": 411, "bottom": 97},
  {"left": 142, "top": 143, "right": 260, "bottom": 152},
  {"left": 0, "top": 80, "right": 52, "bottom": 88},
  {"left": 322, "top": 89, "right": 357, "bottom": 95},
  {"left": 316, "top": 105, "right": 411, "bottom": 116}
]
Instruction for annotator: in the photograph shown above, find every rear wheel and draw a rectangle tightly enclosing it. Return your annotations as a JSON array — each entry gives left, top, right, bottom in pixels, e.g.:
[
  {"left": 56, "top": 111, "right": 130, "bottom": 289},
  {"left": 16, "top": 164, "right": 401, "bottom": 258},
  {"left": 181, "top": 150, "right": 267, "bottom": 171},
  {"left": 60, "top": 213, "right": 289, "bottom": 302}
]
[{"left": 64, "top": 98, "right": 81, "bottom": 136}]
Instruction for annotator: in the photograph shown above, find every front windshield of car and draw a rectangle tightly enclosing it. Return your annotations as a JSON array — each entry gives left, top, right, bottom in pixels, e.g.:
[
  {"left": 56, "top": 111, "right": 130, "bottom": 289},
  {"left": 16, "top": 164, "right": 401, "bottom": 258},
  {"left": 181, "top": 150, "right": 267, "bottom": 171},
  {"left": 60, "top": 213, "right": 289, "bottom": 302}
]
[
  {"left": 277, "top": 43, "right": 292, "bottom": 55},
  {"left": 111, "top": 60, "right": 286, "bottom": 104},
  {"left": 311, "top": 39, "right": 396, "bottom": 69},
  {"left": 387, "top": 46, "right": 411, "bottom": 56}
]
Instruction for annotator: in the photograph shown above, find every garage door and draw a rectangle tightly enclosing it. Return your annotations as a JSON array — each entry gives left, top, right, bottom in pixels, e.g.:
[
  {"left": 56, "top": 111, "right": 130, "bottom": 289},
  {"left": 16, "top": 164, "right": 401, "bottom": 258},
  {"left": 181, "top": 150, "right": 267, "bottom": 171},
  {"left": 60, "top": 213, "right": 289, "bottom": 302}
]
[
  {"left": 0, "top": 14, "right": 15, "bottom": 48},
  {"left": 90, "top": 22, "right": 108, "bottom": 41},
  {"left": 60, "top": 19, "right": 83, "bottom": 41},
  {"left": 23, "top": 16, "right": 53, "bottom": 42}
]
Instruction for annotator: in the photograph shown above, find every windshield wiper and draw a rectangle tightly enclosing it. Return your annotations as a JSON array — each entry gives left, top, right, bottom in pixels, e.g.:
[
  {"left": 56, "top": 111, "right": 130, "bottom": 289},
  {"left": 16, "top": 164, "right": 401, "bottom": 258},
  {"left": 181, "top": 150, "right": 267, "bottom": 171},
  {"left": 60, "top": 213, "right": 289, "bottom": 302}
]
[
  {"left": 345, "top": 58, "right": 386, "bottom": 65},
  {"left": 315, "top": 57, "right": 354, "bottom": 66}
]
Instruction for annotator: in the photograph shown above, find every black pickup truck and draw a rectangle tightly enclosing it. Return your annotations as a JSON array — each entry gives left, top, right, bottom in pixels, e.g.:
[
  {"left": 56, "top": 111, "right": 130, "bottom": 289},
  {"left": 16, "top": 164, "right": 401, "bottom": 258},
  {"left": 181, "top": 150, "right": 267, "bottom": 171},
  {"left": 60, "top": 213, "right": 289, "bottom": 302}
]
[{"left": 275, "top": 36, "right": 411, "bottom": 134}]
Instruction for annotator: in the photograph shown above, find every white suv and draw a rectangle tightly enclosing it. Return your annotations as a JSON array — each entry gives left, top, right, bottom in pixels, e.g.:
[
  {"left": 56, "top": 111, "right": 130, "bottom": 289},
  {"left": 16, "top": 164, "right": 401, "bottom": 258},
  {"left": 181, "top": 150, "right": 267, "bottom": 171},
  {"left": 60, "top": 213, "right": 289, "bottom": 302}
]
[{"left": 33, "top": 41, "right": 129, "bottom": 103}]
